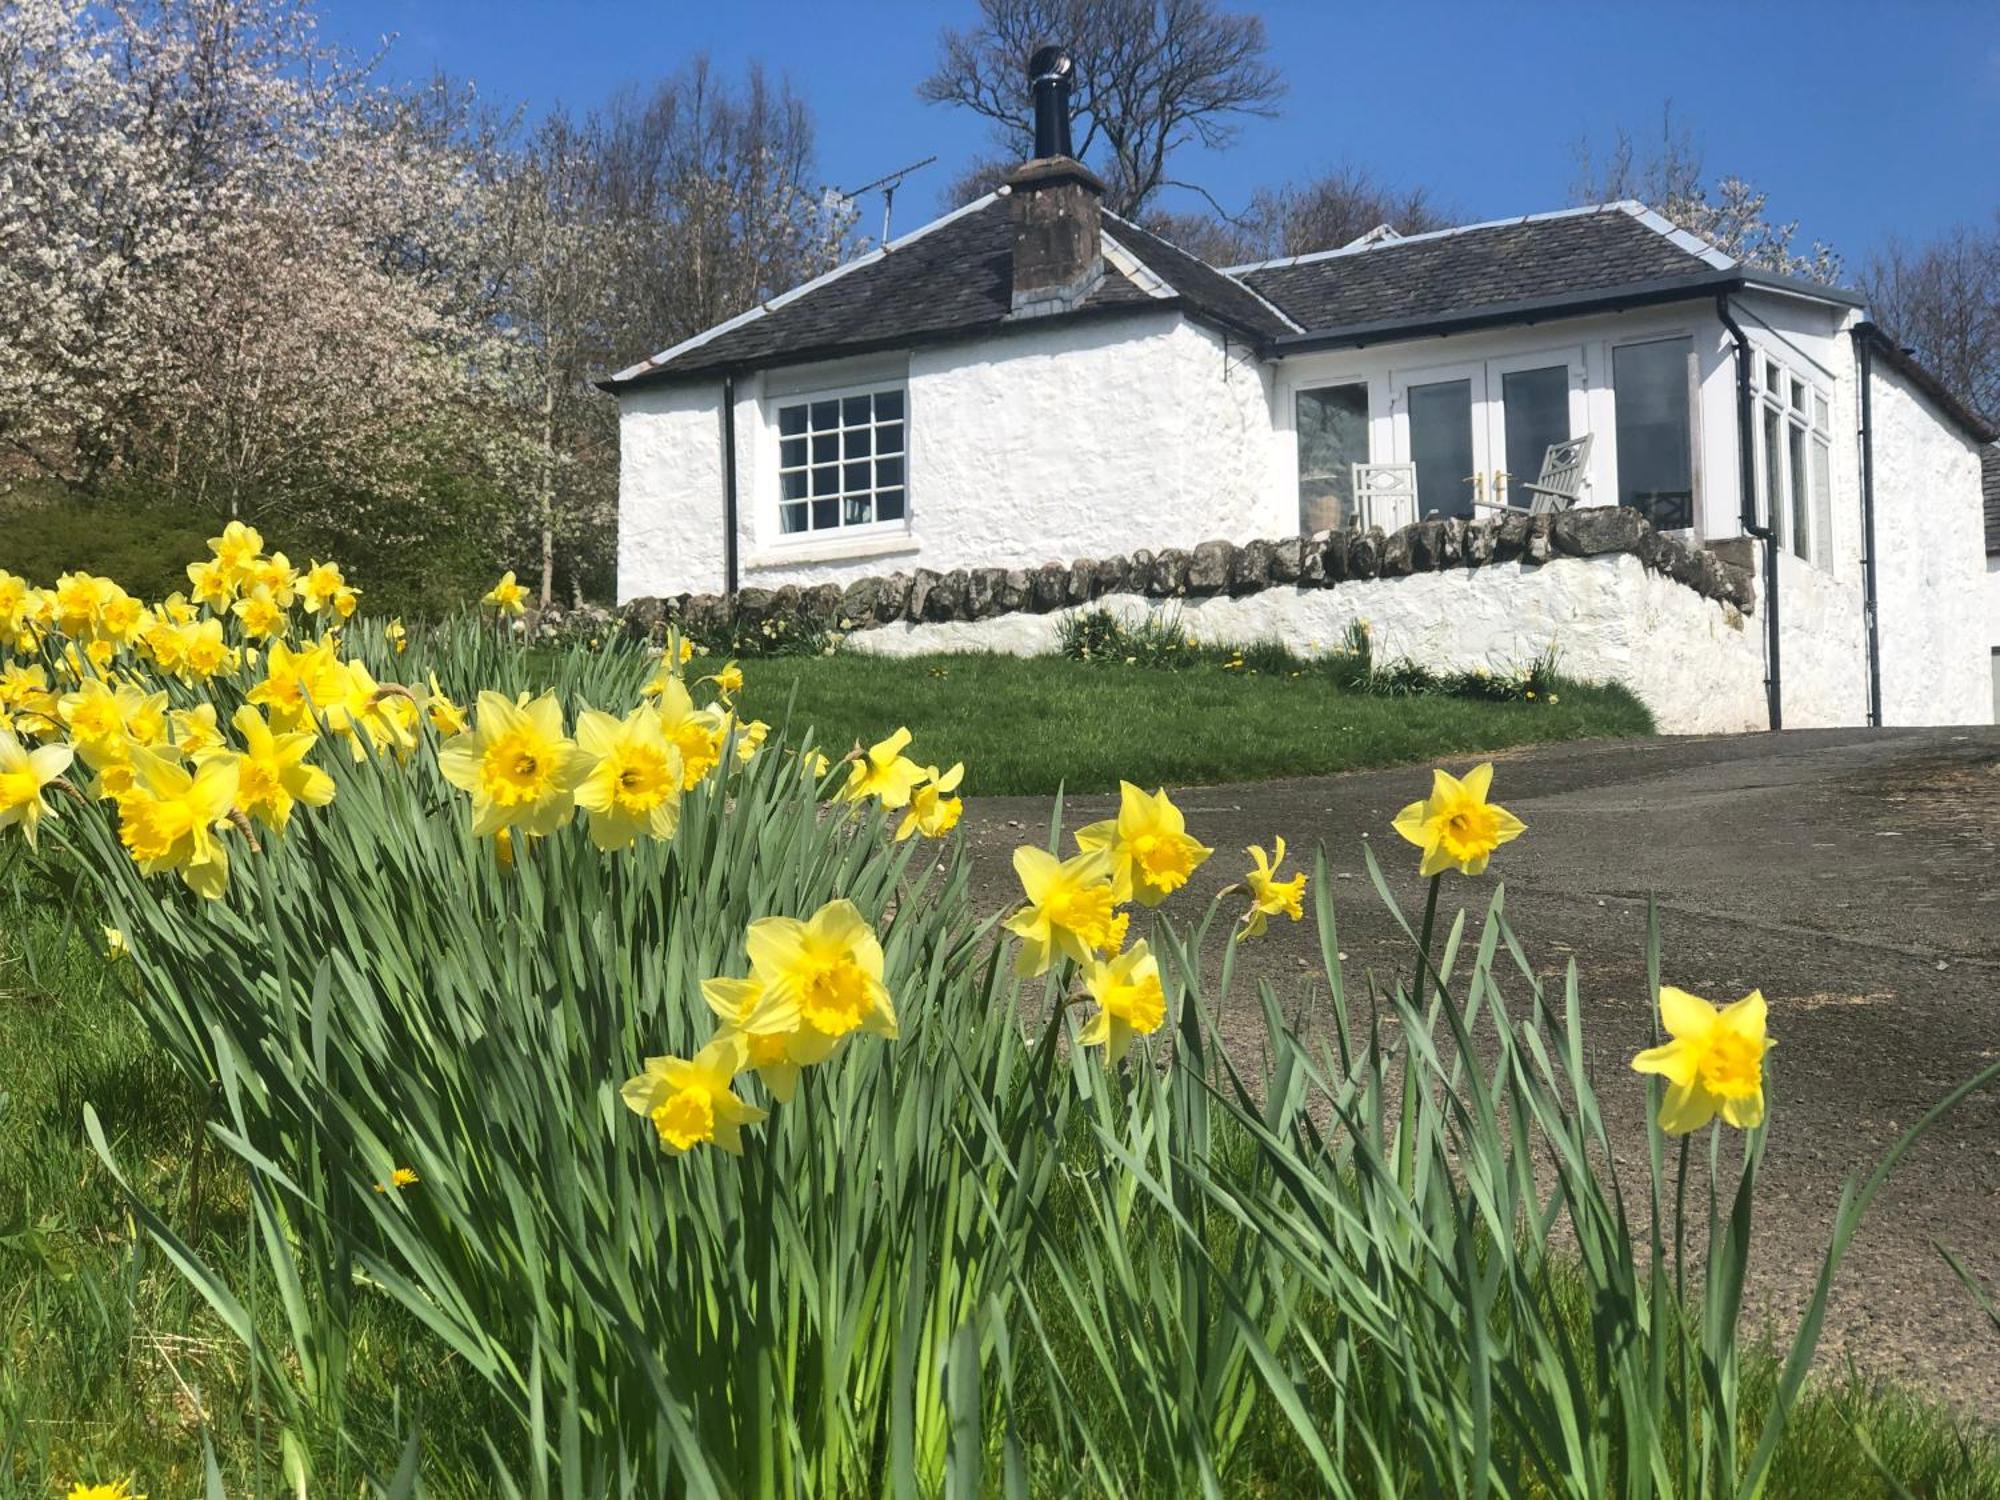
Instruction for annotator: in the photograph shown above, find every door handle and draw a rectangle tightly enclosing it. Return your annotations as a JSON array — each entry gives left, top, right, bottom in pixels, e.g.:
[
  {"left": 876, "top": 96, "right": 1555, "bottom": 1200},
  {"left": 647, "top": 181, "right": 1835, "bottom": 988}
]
[
  {"left": 1493, "top": 470, "right": 1510, "bottom": 503},
  {"left": 1464, "top": 473, "right": 1485, "bottom": 502}
]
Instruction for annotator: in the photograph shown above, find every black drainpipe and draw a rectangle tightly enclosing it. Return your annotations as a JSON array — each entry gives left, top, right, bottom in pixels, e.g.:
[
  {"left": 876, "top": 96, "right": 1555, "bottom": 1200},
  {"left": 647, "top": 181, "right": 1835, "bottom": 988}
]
[
  {"left": 1716, "top": 290, "right": 1782, "bottom": 730},
  {"left": 721, "top": 372, "right": 740, "bottom": 597},
  {"left": 1851, "top": 328, "right": 1883, "bottom": 726}
]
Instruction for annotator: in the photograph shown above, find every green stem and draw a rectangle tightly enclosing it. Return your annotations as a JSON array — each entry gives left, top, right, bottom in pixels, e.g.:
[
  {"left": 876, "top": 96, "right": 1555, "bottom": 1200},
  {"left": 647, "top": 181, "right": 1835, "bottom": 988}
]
[{"left": 1411, "top": 874, "right": 1442, "bottom": 1008}]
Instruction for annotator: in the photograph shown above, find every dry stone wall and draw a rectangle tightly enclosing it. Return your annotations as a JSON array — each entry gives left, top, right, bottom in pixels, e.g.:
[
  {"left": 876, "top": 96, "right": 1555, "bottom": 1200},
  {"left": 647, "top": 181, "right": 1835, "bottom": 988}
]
[{"left": 618, "top": 508, "right": 1754, "bottom": 644}]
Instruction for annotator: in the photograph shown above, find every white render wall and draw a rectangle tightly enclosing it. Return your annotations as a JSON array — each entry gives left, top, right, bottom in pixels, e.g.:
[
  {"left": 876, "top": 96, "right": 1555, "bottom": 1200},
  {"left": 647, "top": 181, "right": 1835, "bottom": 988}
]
[
  {"left": 1988, "top": 556, "right": 2000, "bottom": 723},
  {"left": 847, "top": 552, "right": 1769, "bottom": 735},
  {"left": 616, "top": 311, "right": 1282, "bottom": 601},
  {"left": 1867, "top": 362, "right": 1992, "bottom": 725}
]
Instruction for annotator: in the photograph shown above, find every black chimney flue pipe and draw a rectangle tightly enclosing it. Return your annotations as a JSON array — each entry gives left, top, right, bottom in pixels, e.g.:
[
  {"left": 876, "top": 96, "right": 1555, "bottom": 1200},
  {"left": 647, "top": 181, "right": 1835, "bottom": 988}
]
[{"left": 1028, "top": 44, "right": 1073, "bottom": 159}]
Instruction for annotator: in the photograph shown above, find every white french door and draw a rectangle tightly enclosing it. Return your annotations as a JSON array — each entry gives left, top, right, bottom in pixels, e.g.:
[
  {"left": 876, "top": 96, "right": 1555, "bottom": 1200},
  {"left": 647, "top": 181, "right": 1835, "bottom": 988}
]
[
  {"left": 1390, "top": 359, "right": 1490, "bottom": 520},
  {"left": 1391, "top": 348, "right": 1588, "bottom": 517},
  {"left": 1484, "top": 347, "right": 1589, "bottom": 510}
]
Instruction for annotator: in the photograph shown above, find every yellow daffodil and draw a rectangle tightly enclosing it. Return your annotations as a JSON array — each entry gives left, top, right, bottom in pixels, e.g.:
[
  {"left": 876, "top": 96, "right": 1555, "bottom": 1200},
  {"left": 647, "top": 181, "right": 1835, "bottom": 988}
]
[
  {"left": 702, "top": 972, "right": 806, "bottom": 1101},
  {"left": 0, "top": 569, "right": 27, "bottom": 646},
  {"left": 437, "top": 690, "right": 589, "bottom": 837},
  {"left": 1078, "top": 940, "right": 1168, "bottom": 1063},
  {"left": 247, "top": 552, "right": 297, "bottom": 605},
  {"left": 113, "top": 747, "right": 240, "bottom": 900},
  {"left": 423, "top": 675, "right": 468, "bottom": 737},
  {"left": 178, "top": 617, "right": 237, "bottom": 680},
  {"left": 621, "top": 1033, "right": 766, "bottom": 1155},
  {"left": 1392, "top": 762, "right": 1526, "bottom": 877},
  {"left": 745, "top": 898, "right": 896, "bottom": 1059},
  {"left": 723, "top": 713, "right": 769, "bottom": 766},
  {"left": 300, "top": 560, "right": 347, "bottom": 614},
  {"left": 651, "top": 675, "right": 725, "bottom": 789},
  {"left": 0, "top": 728, "right": 72, "bottom": 847},
  {"left": 167, "top": 703, "right": 224, "bottom": 757},
  {"left": 186, "top": 556, "right": 237, "bottom": 609},
  {"left": 1631, "top": 987, "right": 1772, "bottom": 1134},
  {"left": 677, "top": 634, "right": 698, "bottom": 665},
  {"left": 482, "top": 570, "right": 529, "bottom": 615},
  {"left": 1075, "top": 782, "right": 1212, "bottom": 906},
  {"left": 208, "top": 519, "right": 264, "bottom": 581},
  {"left": 1238, "top": 837, "right": 1307, "bottom": 941},
  {"left": 232, "top": 585, "right": 288, "bottom": 640},
  {"left": 802, "top": 749, "right": 831, "bottom": 781},
  {"left": 247, "top": 637, "right": 339, "bottom": 729},
  {"left": 214, "top": 705, "right": 335, "bottom": 833},
  {"left": 98, "top": 588, "right": 144, "bottom": 643},
  {"left": 841, "top": 726, "right": 927, "bottom": 810},
  {"left": 66, "top": 1479, "right": 143, "bottom": 1500},
  {"left": 384, "top": 618, "right": 407, "bottom": 654},
  {"left": 52, "top": 571, "right": 110, "bottom": 637},
  {"left": 703, "top": 661, "right": 744, "bottom": 700},
  {"left": 895, "top": 763, "right": 964, "bottom": 841},
  {"left": 1003, "top": 846, "right": 1121, "bottom": 977},
  {"left": 573, "top": 705, "right": 684, "bottom": 851}
]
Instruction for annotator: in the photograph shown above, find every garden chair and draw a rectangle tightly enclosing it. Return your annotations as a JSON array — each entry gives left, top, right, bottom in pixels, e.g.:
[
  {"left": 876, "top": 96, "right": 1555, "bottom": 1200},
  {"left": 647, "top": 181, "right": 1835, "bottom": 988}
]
[
  {"left": 1485, "top": 434, "right": 1593, "bottom": 515},
  {"left": 1350, "top": 462, "right": 1418, "bottom": 532}
]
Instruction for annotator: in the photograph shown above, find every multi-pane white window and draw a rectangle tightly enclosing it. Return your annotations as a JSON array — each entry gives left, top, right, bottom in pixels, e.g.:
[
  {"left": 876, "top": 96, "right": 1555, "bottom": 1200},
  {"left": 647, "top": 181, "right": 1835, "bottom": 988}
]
[
  {"left": 1754, "top": 353, "right": 1832, "bottom": 569},
  {"left": 775, "top": 385, "right": 907, "bottom": 536}
]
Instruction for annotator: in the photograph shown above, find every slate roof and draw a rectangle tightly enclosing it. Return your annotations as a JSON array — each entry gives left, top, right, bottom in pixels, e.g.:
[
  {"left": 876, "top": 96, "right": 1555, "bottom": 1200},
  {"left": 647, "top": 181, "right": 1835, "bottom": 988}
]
[
  {"left": 1232, "top": 204, "right": 1728, "bottom": 335},
  {"left": 1983, "top": 444, "right": 2000, "bottom": 556},
  {"left": 603, "top": 197, "right": 1865, "bottom": 392},
  {"left": 603, "top": 195, "right": 1287, "bottom": 390}
]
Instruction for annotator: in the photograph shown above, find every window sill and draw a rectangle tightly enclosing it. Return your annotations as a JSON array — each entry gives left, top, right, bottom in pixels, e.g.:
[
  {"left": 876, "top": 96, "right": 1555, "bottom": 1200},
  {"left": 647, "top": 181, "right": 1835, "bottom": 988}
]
[{"left": 744, "top": 531, "right": 920, "bottom": 571}]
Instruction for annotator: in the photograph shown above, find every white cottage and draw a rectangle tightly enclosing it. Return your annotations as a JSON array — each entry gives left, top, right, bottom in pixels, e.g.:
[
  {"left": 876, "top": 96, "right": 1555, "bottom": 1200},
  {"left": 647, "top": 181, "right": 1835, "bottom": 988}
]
[{"left": 603, "top": 64, "right": 1995, "bottom": 731}]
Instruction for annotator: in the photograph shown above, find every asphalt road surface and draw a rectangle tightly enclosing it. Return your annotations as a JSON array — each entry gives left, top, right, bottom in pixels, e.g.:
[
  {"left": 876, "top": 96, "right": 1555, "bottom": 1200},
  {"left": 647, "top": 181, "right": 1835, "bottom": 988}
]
[{"left": 958, "top": 726, "right": 2000, "bottom": 1421}]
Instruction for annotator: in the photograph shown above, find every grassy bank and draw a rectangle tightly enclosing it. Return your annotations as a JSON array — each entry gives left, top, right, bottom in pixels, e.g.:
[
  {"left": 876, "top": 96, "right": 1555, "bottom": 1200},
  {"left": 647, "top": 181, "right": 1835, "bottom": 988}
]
[
  {"left": 723, "top": 651, "right": 1653, "bottom": 796},
  {"left": 7, "top": 889, "right": 2000, "bottom": 1496}
]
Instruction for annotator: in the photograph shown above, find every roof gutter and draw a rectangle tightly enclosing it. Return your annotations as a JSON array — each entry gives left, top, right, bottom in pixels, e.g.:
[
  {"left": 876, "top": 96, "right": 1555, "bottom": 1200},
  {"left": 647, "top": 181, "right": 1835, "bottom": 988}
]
[
  {"left": 1267, "top": 270, "right": 1750, "bottom": 355},
  {"left": 1717, "top": 289, "right": 1783, "bottom": 731}
]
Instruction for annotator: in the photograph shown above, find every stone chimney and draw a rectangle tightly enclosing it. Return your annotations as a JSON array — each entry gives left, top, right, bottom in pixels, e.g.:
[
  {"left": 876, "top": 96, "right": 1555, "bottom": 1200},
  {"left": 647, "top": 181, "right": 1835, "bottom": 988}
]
[{"left": 1005, "top": 45, "right": 1104, "bottom": 318}]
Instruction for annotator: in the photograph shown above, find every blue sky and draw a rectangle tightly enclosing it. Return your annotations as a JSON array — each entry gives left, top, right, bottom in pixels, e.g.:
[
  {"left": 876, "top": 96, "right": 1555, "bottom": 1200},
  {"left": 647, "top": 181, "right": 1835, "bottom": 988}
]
[{"left": 324, "top": 1, "right": 1998, "bottom": 270}]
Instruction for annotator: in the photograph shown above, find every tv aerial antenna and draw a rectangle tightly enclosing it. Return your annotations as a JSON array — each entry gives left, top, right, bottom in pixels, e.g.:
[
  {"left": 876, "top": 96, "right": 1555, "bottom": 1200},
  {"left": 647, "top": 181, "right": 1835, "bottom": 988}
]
[{"left": 840, "top": 155, "right": 938, "bottom": 244}]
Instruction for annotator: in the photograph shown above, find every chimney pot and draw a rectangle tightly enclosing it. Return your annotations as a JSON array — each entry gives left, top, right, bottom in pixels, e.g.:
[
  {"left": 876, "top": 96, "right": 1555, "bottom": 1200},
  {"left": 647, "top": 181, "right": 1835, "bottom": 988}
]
[{"left": 1007, "top": 44, "right": 1102, "bottom": 318}]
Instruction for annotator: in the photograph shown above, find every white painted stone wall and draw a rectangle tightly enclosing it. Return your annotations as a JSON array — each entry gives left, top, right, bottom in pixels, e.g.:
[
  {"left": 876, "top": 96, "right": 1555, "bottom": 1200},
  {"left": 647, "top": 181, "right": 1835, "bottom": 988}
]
[
  {"left": 1769, "top": 549, "right": 1867, "bottom": 728},
  {"left": 846, "top": 552, "right": 1768, "bottom": 735},
  {"left": 616, "top": 311, "right": 1281, "bottom": 601},
  {"left": 1867, "top": 363, "right": 1992, "bottom": 725}
]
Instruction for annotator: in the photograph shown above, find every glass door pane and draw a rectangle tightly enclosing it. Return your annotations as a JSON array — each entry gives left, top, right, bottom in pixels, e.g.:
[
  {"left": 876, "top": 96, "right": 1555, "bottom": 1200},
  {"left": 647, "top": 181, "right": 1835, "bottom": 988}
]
[
  {"left": 1499, "top": 366, "right": 1571, "bottom": 508},
  {"left": 1296, "top": 383, "right": 1369, "bottom": 532},
  {"left": 1612, "top": 337, "right": 1695, "bottom": 529},
  {"left": 1406, "top": 378, "right": 1475, "bottom": 518}
]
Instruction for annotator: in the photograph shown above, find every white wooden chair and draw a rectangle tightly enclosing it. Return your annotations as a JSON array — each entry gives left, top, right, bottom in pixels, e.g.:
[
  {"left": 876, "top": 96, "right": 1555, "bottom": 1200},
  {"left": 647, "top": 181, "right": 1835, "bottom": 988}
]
[
  {"left": 1350, "top": 462, "right": 1417, "bottom": 531},
  {"left": 1482, "top": 434, "right": 1593, "bottom": 515}
]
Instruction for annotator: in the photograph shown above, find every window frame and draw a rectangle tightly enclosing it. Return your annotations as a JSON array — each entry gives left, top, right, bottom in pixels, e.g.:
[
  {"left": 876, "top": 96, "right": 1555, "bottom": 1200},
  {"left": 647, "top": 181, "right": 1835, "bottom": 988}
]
[
  {"left": 766, "top": 379, "right": 911, "bottom": 546},
  {"left": 1752, "top": 350, "right": 1832, "bottom": 568},
  {"left": 1294, "top": 380, "right": 1372, "bottom": 533},
  {"left": 1609, "top": 334, "right": 1699, "bottom": 532}
]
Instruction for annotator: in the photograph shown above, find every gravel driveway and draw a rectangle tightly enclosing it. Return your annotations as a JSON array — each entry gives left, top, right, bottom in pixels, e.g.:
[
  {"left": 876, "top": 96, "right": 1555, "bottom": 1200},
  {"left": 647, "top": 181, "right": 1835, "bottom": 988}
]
[{"left": 958, "top": 726, "right": 2000, "bottom": 1421}]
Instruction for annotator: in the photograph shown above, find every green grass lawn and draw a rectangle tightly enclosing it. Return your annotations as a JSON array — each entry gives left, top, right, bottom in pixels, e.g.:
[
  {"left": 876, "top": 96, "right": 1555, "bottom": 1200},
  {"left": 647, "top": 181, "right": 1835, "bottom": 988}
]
[{"left": 724, "top": 651, "right": 1653, "bottom": 796}]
